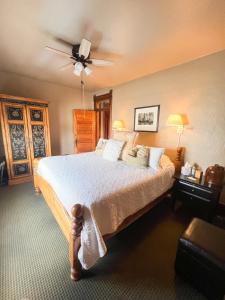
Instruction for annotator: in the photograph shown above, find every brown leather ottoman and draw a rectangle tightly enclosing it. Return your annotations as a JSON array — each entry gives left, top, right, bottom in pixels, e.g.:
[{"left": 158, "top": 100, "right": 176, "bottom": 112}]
[{"left": 175, "top": 218, "right": 225, "bottom": 300}]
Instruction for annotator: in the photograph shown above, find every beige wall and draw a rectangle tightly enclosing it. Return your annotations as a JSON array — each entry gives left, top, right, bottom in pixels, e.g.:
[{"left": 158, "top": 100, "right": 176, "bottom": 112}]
[
  {"left": 104, "top": 50, "right": 225, "bottom": 172},
  {"left": 0, "top": 71, "right": 93, "bottom": 155}
]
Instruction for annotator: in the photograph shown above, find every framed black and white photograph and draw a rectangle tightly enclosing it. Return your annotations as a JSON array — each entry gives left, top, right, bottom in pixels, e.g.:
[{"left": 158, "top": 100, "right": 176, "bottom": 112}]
[{"left": 134, "top": 105, "right": 160, "bottom": 132}]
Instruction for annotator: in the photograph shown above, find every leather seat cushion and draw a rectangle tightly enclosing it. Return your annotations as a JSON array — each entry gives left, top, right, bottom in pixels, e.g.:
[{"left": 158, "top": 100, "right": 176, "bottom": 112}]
[{"left": 179, "top": 218, "right": 225, "bottom": 271}]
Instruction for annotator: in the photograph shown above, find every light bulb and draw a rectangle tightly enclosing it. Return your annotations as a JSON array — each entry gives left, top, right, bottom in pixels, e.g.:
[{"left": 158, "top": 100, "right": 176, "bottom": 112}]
[
  {"left": 73, "top": 62, "right": 83, "bottom": 76},
  {"left": 84, "top": 66, "right": 92, "bottom": 76}
]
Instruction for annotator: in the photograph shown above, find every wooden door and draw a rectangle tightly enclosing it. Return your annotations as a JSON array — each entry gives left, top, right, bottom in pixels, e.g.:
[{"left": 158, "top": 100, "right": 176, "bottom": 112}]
[
  {"left": 73, "top": 110, "right": 96, "bottom": 153},
  {"left": 1, "top": 102, "right": 32, "bottom": 184},
  {"left": 26, "top": 105, "right": 51, "bottom": 161}
]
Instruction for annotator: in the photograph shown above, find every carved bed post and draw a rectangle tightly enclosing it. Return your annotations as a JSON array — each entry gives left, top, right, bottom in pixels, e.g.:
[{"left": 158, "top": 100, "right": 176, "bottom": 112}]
[
  {"left": 70, "top": 204, "right": 83, "bottom": 281},
  {"left": 33, "top": 158, "right": 41, "bottom": 193},
  {"left": 175, "top": 147, "right": 185, "bottom": 172}
]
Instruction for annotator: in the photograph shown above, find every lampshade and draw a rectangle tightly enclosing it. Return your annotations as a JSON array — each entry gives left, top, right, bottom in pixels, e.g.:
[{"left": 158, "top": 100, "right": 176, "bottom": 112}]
[
  {"left": 112, "top": 120, "right": 124, "bottom": 130},
  {"left": 167, "top": 114, "right": 188, "bottom": 126}
]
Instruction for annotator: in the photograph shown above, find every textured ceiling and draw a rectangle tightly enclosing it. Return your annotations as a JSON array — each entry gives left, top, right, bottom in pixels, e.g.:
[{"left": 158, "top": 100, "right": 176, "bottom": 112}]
[{"left": 0, "top": 0, "right": 224, "bottom": 91}]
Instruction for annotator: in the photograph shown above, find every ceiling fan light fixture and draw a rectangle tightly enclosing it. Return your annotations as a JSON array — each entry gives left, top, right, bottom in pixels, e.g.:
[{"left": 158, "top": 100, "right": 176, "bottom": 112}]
[
  {"left": 84, "top": 66, "right": 92, "bottom": 76},
  {"left": 73, "top": 62, "right": 83, "bottom": 76},
  {"left": 46, "top": 37, "right": 114, "bottom": 77}
]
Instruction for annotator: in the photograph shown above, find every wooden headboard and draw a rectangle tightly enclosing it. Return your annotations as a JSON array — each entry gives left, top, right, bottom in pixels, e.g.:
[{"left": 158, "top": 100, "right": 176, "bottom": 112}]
[
  {"left": 134, "top": 132, "right": 185, "bottom": 172},
  {"left": 112, "top": 130, "right": 185, "bottom": 172},
  {"left": 165, "top": 147, "right": 185, "bottom": 172}
]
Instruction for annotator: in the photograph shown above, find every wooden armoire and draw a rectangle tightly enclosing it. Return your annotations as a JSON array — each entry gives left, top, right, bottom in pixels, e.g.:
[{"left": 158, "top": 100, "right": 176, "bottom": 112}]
[{"left": 0, "top": 94, "right": 51, "bottom": 185}]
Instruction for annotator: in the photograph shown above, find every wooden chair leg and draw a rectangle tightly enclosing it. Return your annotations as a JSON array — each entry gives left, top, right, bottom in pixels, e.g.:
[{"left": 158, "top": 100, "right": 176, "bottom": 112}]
[{"left": 70, "top": 204, "right": 83, "bottom": 281}]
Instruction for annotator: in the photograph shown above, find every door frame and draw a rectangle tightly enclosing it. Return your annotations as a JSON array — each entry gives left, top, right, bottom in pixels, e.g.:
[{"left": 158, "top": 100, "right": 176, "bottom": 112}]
[{"left": 93, "top": 89, "right": 112, "bottom": 141}]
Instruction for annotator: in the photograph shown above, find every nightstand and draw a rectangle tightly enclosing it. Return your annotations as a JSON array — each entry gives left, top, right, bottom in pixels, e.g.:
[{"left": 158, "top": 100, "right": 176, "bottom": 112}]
[{"left": 172, "top": 174, "right": 222, "bottom": 221}]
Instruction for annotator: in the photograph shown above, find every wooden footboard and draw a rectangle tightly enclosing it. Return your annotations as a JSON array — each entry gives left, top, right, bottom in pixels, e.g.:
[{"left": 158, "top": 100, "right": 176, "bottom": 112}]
[
  {"left": 33, "top": 158, "right": 171, "bottom": 281},
  {"left": 33, "top": 158, "right": 83, "bottom": 280}
]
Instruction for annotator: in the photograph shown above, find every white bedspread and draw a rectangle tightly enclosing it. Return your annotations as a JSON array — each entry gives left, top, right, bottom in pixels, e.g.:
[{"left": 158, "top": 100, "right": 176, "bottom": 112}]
[{"left": 38, "top": 152, "right": 174, "bottom": 269}]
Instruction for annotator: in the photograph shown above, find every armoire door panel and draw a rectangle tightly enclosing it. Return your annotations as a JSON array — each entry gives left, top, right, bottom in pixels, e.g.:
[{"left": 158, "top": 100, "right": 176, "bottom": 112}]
[
  {"left": 7, "top": 106, "right": 24, "bottom": 121},
  {"left": 13, "top": 163, "right": 30, "bottom": 176},
  {"left": 30, "top": 109, "right": 44, "bottom": 122},
  {"left": 26, "top": 106, "right": 51, "bottom": 160},
  {"left": 2, "top": 102, "right": 32, "bottom": 179},
  {"left": 31, "top": 124, "right": 46, "bottom": 158},
  {"left": 9, "top": 124, "right": 27, "bottom": 160}
]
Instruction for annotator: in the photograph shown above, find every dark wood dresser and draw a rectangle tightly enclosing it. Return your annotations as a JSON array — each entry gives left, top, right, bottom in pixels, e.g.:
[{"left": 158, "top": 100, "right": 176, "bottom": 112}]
[{"left": 172, "top": 174, "right": 222, "bottom": 221}]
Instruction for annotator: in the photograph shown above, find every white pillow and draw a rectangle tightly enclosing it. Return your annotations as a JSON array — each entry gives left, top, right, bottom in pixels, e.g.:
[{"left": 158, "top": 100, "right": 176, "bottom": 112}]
[
  {"left": 95, "top": 138, "right": 108, "bottom": 155},
  {"left": 149, "top": 147, "right": 165, "bottom": 170},
  {"left": 103, "top": 139, "right": 125, "bottom": 161},
  {"left": 96, "top": 138, "right": 107, "bottom": 148}
]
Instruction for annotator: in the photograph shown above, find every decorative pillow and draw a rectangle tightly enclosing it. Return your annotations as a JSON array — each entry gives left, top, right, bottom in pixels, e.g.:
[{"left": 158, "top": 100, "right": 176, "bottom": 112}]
[
  {"left": 137, "top": 146, "right": 149, "bottom": 158},
  {"left": 112, "top": 131, "right": 138, "bottom": 160},
  {"left": 95, "top": 138, "right": 108, "bottom": 155},
  {"left": 128, "top": 147, "right": 138, "bottom": 157},
  {"left": 102, "top": 139, "right": 125, "bottom": 161},
  {"left": 126, "top": 145, "right": 149, "bottom": 167},
  {"left": 149, "top": 147, "right": 165, "bottom": 170}
]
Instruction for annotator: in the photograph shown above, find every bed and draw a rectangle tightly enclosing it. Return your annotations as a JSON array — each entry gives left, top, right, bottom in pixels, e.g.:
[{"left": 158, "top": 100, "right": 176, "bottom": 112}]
[{"left": 33, "top": 148, "right": 183, "bottom": 281}]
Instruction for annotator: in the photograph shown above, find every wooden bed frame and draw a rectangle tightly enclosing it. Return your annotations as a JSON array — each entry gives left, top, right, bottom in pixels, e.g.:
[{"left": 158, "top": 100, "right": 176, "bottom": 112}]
[{"left": 33, "top": 147, "right": 184, "bottom": 281}]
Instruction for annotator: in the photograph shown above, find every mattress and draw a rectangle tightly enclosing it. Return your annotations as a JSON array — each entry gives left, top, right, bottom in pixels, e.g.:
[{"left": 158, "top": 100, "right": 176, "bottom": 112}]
[{"left": 38, "top": 152, "right": 175, "bottom": 269}]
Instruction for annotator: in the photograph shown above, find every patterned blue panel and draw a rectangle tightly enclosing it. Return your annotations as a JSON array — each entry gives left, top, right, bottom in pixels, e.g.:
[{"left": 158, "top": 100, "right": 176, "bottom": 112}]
[
  {"left": 7, "top": 107, "right": 23, "bottom": 120},
  {"left": 9, "top": 125, "right": 27, "bottom": 160},
  {"left": 30, "top": 109, "right": 43, "bottom": 122},
  {"left": 32, "top": 125, "right": 46, "bottom": 158},
  {"left": 13, "top": 163, "right": 29, "bottom": 176}
]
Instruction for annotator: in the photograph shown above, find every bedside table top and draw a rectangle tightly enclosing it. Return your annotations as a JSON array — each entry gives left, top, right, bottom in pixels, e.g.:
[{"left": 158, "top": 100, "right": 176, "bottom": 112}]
[{"left": 174, "top": 173, "right": 222, "bottom": 191}]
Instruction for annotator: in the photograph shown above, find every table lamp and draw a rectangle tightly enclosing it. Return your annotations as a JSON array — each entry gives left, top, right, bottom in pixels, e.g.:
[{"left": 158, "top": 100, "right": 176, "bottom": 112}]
[
  {"left": 112, "top": 120, "right": 125, "bottom": 131},
  {"left": 167, "top": 114, "right": 189, "bottom": 147}
]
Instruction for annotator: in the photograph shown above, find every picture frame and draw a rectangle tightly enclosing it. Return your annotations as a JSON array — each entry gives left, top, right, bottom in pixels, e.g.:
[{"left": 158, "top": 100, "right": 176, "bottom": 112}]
[{"left": 134, "top": 105, "right": 160, "bottom": 132}]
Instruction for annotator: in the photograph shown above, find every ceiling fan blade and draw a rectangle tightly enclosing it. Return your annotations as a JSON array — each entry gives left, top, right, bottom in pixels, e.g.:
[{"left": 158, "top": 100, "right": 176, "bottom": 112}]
[
  {"left": 59, "top": 62, "right": 73, "bottom": 71},
  {"left": 54, "top": 37, "right": 74, "bottom": 47},
  {"left": 90, "top": 59, "right": 114, "bottom": 66},
  {"left": 79, "top": 39, "right": 91, "bottom": 59},
  {"left": 45, "top": 46, "right": 71, "bottom": 58}
]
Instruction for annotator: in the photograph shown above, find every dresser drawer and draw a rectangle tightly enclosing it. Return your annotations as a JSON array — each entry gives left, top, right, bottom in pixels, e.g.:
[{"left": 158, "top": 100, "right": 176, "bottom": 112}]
[{"left": 176, "top": 181, "right": 215, "bottom": 200}]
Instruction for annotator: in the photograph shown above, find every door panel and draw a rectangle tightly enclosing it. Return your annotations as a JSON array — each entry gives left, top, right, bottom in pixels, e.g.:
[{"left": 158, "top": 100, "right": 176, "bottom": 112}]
[
  {"left": 9, "top": 124, "right": 27, "bottom": 160},
  {"left": 73, "top": 110, "right": 96, "bottom": 153},
  {"left": 26, "top": 106, "right": 51, "bottom": 160},
  {"left": 31, "top": 125, "right": 46, "bottom": 158},
  {"left": 2, "top": 103, "right": 32, "bottom": 179},
  {"left": 13, "top": 163, "right": 30, "bottom": 176}
]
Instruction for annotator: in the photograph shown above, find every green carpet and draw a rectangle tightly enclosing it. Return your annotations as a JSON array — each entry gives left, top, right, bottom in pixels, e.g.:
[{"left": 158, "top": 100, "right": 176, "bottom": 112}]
[{"left": 0, "top": 183, "right": 206, "bottom": 300}]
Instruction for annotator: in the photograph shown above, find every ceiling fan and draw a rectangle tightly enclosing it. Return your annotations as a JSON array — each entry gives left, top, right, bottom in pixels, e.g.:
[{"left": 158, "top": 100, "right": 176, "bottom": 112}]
[{"left": 45, "top": 38, "right": 113, "bottom": 76}]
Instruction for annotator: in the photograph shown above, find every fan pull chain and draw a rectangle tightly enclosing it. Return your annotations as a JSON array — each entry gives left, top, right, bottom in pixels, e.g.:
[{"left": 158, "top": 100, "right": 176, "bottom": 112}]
[{"left": 81, "top": 70, "right": 85, "bottom": 116}]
